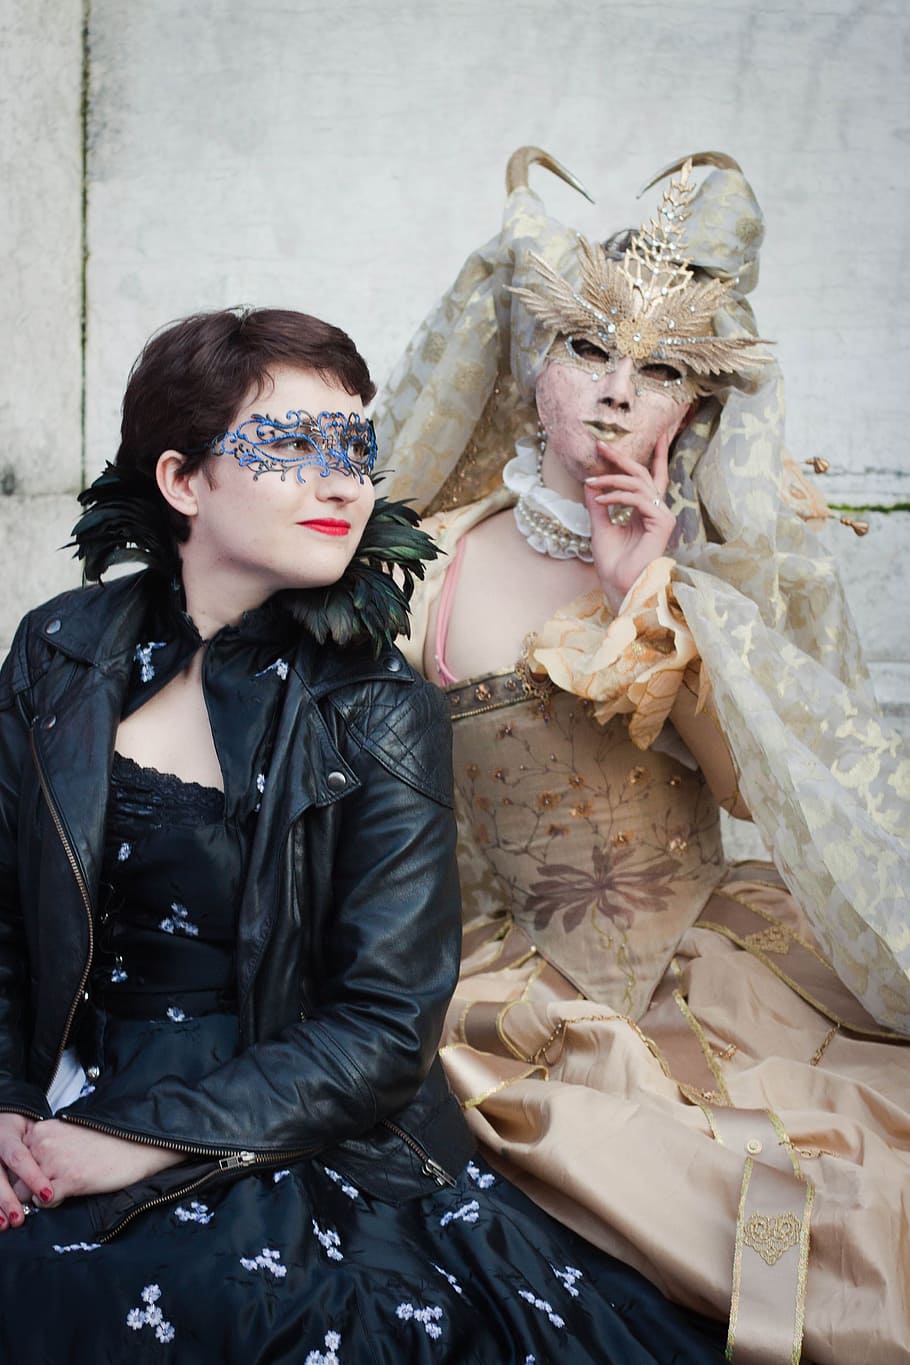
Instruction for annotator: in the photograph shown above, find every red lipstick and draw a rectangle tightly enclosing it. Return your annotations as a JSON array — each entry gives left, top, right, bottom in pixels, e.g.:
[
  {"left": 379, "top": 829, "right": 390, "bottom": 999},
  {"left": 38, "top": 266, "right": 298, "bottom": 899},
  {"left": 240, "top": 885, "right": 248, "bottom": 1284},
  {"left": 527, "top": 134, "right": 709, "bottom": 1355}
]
[{"left": 299, "top": 519, "right": 351, "bottom": 537}]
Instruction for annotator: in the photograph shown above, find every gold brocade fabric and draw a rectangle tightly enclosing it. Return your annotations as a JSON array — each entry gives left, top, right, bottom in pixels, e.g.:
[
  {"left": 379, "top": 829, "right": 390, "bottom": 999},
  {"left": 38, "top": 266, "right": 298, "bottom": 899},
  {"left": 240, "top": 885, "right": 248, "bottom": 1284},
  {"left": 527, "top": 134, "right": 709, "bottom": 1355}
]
[{"left": 447, "top": 685, "right": 724, "bottom": 1017}]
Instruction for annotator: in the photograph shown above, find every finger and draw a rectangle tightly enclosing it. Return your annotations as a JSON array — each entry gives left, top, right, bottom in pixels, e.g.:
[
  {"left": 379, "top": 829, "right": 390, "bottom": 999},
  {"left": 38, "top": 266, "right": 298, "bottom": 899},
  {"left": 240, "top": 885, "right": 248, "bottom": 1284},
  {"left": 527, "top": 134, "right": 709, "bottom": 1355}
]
[
  {"left": 651, "top": 431, "right": 671, "bottom": 496},
  {"left": 2, "top": 1139, "right": 54, "bottom": 1205},
  {"left": 591, "top": 442, "right": 652, "bottom": 477},
  {"left": 593, "top": 489, "right": 675, "bottom": 527},
  {"left": 586, "top": 474, "right": 655, "bottom": 494},
  {"left": 0, "top": 1168, "right": 26, "bottom": 1228}
]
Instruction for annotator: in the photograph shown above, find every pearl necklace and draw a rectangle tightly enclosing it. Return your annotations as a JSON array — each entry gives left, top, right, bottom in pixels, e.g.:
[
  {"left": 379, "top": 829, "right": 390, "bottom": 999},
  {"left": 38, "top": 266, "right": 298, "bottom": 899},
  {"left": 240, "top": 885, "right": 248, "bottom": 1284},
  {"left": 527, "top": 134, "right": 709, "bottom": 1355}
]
[{"left": 503, "top": 437, "right": 593, "bottom": 562}]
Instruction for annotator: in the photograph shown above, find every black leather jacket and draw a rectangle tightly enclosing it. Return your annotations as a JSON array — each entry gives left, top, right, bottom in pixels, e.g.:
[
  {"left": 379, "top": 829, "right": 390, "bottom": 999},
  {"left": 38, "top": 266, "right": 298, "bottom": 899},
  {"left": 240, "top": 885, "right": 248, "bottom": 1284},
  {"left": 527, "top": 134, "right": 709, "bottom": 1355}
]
[{"left": 0, "top": 573, "right": 473, "bottom": 1218}]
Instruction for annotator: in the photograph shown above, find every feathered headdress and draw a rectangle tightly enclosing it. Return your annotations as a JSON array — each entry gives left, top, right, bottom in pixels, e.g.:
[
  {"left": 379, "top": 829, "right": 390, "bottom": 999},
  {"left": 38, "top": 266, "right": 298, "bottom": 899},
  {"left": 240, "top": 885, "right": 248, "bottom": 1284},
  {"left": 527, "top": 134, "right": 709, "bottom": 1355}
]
[{"left": 511, "top": 160, "right": 771, "bottom": 398}]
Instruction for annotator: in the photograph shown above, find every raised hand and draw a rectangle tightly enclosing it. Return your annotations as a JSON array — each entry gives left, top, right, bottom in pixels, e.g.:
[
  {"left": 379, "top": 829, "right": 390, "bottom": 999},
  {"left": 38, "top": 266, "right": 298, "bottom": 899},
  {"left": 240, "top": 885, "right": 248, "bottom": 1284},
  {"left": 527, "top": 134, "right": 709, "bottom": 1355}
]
[{"left": 584, "top": 430, "right": 676, "bottom": 612}]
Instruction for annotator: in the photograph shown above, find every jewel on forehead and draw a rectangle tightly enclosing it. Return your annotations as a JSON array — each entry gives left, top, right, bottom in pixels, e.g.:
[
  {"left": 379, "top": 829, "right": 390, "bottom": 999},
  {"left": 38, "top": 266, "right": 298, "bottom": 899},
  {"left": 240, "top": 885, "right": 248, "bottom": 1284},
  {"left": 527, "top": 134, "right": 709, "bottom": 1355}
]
[{"left": 210, "top": 410, "right": 378, "bottom": 484}]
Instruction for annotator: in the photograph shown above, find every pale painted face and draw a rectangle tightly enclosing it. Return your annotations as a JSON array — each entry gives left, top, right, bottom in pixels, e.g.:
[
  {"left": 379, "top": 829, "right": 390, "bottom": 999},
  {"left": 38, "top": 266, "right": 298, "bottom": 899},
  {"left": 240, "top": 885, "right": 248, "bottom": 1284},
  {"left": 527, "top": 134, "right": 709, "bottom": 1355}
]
[
  {"left": 181, "top": 365, "right": 375, "bottom": 600},
  {"left": 535, "top": 353, "right": 691, "bottom": 486}
]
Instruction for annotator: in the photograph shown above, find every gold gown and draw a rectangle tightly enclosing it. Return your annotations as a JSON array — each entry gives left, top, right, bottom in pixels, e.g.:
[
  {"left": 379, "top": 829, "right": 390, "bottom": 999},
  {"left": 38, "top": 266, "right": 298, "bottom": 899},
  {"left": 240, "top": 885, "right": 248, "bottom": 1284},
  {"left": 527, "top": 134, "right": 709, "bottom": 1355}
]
[{"left": 398, "top": 495, "right": 910, "bottom": 1365}]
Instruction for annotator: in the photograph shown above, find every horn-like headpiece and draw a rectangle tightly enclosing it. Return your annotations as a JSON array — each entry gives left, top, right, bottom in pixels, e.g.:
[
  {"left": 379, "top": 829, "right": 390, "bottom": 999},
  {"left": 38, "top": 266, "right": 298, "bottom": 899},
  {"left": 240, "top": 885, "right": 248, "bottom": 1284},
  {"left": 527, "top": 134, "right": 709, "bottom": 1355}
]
[{"left": 511, "top": 159, "right": 771, "bottom": 398}]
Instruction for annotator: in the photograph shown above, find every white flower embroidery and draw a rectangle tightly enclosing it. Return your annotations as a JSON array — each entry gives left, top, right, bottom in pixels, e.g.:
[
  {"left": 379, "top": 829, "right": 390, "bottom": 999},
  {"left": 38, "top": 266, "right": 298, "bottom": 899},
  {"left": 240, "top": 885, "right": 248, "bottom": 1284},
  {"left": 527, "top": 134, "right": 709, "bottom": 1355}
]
[
  {"left": 77, "top": 1080, "right": 96, "bottom": 1098},
  {"left": 134, "top": 642, "right": 166, "bottom": 684},
  {"left": 166, "top": 1006, "right": 188, "bottom": 1022},
  {"left": 273, "top": 1169, "right": 291, "bottom": 1183},
  {"left": 323, "top": 1166, "right": 359, "bottom": 1200},
  {"left": 432, "top": 1264, "right": 463, "bottom": 1295},
  {"left": 312, "top": 1219, "right": 343, "bottom": 1261},
  {"left": 256, "top": 772, "right": 267, "bottom": 795},
  {"left": 396, "top": 1302, "right": 444, "bottom": 1340},
  {"left": 466, "top": 1160, "right": 496, "bottom": 1189},
  {"left": 552, "top": 1264, "right": 583, "bottom": 1298},
  {"left": 518, "top": 1289, "right": 565, "bottom": 1329},
  {"left": 117, "top": 842, "right": 132, "bottom": 862},
  {"left": 53, "top": 1241, "right": 101, "bottom": 1254},
  {"left": 159, "top": 902, "right": 199, "bottom": 938},
  {"left": 111, "top": 958, "right": 128, "bottom": 984},
  {"left": 255, "top": 658, "right": 290, "bottom": 681},
  {"left": 239, "top": 1247, "right": 287, "bottom": 1279},
  {"left": 174, "top": 1201, "right": 213, "bottom": 1225},
  {"left": 126, "top": 1284, "right": 175, "bottom": 1343},
  {"left": 304, "top": 1329, "right": 341, "bottom": 1365},
  {"left": 439, "top": 1199, "right": 479, "bottom": 1228}
]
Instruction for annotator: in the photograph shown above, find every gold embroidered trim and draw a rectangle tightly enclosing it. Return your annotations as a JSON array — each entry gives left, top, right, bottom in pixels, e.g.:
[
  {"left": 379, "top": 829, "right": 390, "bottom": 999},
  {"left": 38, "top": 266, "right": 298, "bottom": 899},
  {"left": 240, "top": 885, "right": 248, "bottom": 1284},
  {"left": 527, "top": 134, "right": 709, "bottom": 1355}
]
[
  {"left": 711, "top": 887, "right": 829, "bottom": 963},
  {"left": 673, "top": 989, "right": 732, "bottom": 1104},
  {"left": 742, "top": 1210, "right": 801, "bottom": 1266},
  {"left": 743, "top": 923, "right": 791, "bottom": 956},
  {"left": 698, "top": 921, "right": 910, "bottom": 1043},
  {"left": 810, "top": 1025, "right": 837, "bottom": 1066},
  {"left": 725, "top": 1156, "right": 753, "bottom": 1359},
  {"left": 792, "top": 1183, "right": 814, "bottom": 1365},
  {"left": 765, "top": 1109, "right": 802, "bottom": 1179}
]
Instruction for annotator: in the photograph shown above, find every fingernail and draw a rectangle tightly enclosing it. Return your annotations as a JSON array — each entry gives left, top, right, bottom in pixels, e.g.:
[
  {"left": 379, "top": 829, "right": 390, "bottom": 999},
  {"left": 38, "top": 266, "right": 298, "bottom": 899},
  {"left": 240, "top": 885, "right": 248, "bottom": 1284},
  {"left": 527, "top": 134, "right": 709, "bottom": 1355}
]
[
  {"left": 8, "top": 1210, "right": 21, "bottom": 1226},
  {"left": 39, "top": 1188, "right": 53, "bottom": 1203},
  {"left": 0, "top": 1215, "right": 7, "bottom": 1227}
]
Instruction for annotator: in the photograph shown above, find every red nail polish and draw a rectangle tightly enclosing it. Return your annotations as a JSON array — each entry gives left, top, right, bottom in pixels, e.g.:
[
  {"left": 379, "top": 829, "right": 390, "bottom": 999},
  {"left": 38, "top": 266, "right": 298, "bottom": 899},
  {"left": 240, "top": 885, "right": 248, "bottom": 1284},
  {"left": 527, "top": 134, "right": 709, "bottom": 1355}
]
[
  {"left": 8, "top": 1210, "right": 20, "bottom": 1226},
  {"left": 40, "top": 1188, "right": 53, "bottom": 1203},
  {"left": 0, "top": 1215, "right": 7, "bottom": 1227}
]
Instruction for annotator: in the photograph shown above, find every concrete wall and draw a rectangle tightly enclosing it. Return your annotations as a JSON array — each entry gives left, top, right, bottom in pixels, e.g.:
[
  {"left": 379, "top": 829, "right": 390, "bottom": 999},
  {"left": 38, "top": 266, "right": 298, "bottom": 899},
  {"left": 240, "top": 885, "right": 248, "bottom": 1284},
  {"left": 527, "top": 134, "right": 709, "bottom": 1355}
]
[{"left": 2, "top": 0, "right": 907, "bottom": 746}]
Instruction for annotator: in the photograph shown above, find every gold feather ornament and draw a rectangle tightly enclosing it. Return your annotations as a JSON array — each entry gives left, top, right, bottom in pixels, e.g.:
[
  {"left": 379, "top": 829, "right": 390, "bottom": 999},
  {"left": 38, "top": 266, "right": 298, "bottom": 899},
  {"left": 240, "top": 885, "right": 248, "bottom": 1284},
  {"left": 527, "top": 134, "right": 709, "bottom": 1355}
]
[{"left": 512, "top": 160, "right": 772, "bottom": 402}]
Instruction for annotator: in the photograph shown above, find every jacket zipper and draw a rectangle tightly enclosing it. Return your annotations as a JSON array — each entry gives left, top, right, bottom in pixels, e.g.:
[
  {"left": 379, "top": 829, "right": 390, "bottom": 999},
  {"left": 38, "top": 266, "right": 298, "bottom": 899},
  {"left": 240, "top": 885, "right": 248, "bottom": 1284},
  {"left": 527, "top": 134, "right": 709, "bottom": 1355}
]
[
  {"left": 58, "top": 1113, "right": 315, "bottom": 1243},
  {"left": 29, "top": 728, "right": 95, "bottom": 1089},
  {"left": 379, "top": 1118, "right": 456, "bottom": 1187},
  {"left": 59, "top": 1111, "right": 313, "bottom": 1167}
]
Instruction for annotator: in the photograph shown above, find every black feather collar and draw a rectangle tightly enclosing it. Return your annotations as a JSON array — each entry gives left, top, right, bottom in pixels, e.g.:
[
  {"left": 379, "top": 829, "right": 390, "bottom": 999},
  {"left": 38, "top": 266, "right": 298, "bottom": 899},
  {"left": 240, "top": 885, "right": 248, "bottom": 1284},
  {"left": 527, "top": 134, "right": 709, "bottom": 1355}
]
[{"left": 69, "top": 464, "right": 440, "bottom": 654}]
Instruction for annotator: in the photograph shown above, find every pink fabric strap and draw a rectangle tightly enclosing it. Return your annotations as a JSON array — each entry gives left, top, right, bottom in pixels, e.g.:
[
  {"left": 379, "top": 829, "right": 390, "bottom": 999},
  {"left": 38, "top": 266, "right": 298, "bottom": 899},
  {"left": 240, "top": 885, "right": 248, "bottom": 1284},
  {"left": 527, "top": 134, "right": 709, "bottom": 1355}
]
[{"left": 434, "top": 536, "right": 467, "bottom": 686}]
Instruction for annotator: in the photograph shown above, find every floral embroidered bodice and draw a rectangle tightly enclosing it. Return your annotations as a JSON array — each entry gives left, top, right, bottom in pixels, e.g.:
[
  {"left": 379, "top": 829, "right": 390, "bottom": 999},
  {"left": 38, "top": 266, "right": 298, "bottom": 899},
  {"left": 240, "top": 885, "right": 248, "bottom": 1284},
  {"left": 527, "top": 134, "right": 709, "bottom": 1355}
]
[{"left": 448, "top": 679, "right": 725, "bottom": 1016}]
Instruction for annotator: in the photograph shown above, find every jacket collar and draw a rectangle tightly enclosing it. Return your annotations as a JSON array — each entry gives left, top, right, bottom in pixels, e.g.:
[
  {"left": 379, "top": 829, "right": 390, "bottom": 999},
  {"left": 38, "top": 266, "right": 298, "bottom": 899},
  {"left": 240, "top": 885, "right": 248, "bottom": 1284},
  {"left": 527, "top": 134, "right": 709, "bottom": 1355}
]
[{"left": 37, "top": 571, "right": 415, "bottom": 697}]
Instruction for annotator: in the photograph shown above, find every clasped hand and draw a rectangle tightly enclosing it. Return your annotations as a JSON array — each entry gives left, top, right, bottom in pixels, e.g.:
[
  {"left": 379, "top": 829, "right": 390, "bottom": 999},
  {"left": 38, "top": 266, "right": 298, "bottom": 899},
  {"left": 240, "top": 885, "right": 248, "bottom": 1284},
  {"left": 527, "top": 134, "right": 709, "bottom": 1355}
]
[
  {"left": 0, "top": 1112, "right": 182, "bottom": 1229},
  {"left": 584, "top": 431, "right": 676, "bottom": 613}
]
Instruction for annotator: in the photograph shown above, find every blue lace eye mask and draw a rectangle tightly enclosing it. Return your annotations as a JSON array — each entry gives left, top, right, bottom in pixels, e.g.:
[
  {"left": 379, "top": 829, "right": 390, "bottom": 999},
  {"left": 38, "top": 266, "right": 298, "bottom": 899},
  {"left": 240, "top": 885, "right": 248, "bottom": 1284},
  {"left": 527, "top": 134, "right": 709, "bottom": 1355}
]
[{"left": 211, "top": 410, "right": 378, "bottom": 483}]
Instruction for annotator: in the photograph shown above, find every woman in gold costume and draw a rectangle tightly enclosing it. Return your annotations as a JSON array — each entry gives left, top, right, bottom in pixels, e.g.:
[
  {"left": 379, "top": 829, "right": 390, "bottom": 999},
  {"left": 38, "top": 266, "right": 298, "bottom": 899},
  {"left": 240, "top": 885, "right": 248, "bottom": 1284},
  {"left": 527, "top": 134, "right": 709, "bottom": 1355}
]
[{"left": 373, "top": 150, "right": 910, "bottom": 1365}]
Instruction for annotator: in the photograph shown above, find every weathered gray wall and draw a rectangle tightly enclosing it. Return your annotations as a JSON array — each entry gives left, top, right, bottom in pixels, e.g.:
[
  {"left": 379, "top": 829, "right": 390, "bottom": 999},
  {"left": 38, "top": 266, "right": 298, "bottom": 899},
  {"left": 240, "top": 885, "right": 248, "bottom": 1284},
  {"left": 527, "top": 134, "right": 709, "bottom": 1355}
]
[{"left": 2, "top": 0, "right": 907, "bottom": 747}]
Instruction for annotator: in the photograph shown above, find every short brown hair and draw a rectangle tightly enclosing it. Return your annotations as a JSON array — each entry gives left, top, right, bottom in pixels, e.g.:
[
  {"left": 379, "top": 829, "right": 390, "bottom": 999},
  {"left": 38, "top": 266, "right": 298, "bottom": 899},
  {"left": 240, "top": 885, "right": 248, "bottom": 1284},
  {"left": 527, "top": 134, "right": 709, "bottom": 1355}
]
[{"left": 115, "top": 307, "right": 375, "bottom": 538}]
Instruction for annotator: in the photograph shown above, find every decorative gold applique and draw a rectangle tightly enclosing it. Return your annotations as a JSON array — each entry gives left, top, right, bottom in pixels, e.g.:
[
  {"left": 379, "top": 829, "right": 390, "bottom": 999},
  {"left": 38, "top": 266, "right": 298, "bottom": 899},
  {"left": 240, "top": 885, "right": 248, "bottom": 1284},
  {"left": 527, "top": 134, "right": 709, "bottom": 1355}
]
[
  {"left": 570, "top": 802, "right": 592, "bottom": 818},
  {"left": 612, "top": 831, "right": 632, "bottom": 847},
  {"left": 627, "top": 766, "right": 648, "bottom": 784},
  {"left": 810, "top": 1025, "right": 837, "bottom": 1066},
  {"left": 474, "top": 683, "right": 493, "bottom": 703},
  {"left": 742, "top": 1211, "right": 801, "bottom": 1266},
  {"left": 668, "top": 835, "right": 689, "bottom": 854},
  {"left": 668, "top": 775, "right": 682, "bottom": 787},
  {"left": 744, "top": 924, "right": 792, "bottom": 956}
]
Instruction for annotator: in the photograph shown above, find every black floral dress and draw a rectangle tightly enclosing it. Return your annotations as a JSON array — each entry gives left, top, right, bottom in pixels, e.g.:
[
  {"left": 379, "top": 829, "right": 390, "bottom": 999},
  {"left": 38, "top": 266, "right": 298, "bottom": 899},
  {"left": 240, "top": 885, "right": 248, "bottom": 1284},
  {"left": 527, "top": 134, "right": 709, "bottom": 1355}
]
[{"left": 0, "top": 604, "right": 724, "bottom": 1364}]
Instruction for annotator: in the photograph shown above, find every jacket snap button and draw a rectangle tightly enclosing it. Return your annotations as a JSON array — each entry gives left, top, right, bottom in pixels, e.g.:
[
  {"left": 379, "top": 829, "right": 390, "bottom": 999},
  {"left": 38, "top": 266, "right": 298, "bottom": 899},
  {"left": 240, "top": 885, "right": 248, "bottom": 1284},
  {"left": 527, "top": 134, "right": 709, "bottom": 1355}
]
[
  {"left": 326, "top": 771, "right": 347, "bottom": 792},
  {"left": 42, "top": 715, "right": 57, "bottom": 729},
  {"left": 386, "top": 656, "right": 402, "bottom": 673},
  {"left": 45, "top": 618, "right": 62, "bottom": 635},
  {"left": 86, "top": 1065, "right": 100, "bottom": 1081}
]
